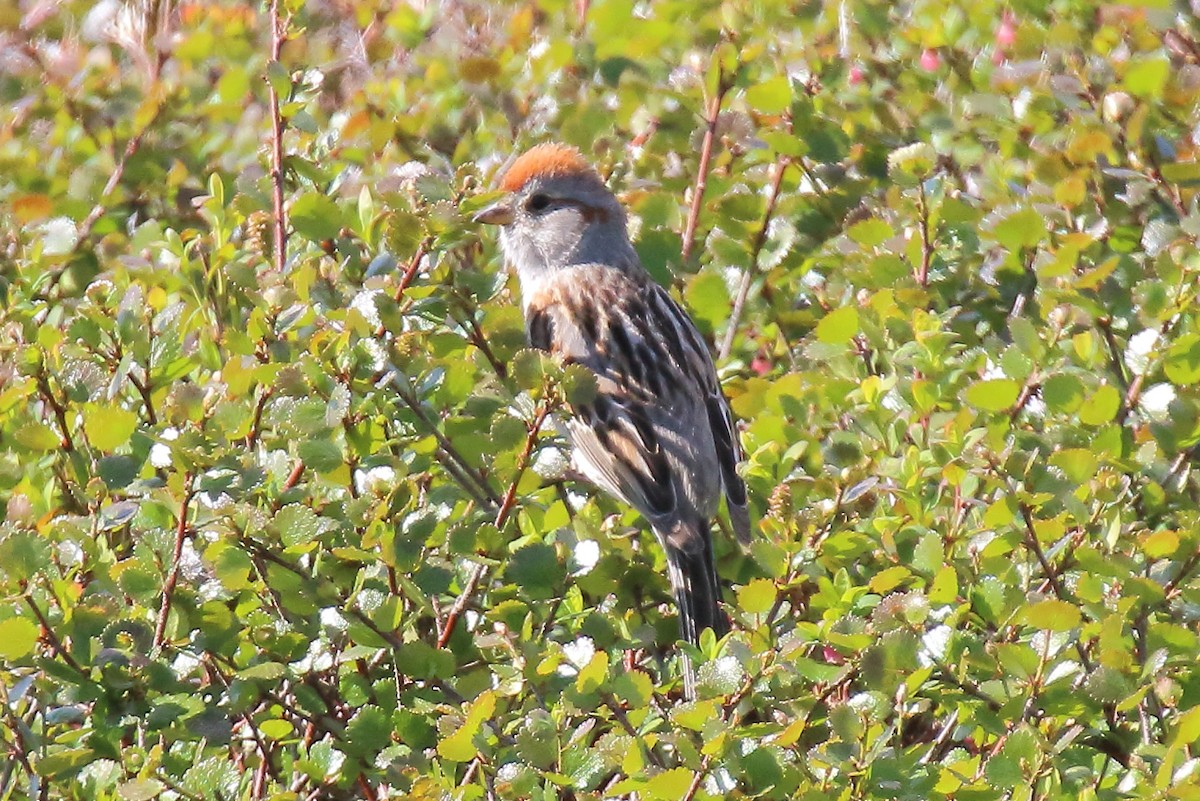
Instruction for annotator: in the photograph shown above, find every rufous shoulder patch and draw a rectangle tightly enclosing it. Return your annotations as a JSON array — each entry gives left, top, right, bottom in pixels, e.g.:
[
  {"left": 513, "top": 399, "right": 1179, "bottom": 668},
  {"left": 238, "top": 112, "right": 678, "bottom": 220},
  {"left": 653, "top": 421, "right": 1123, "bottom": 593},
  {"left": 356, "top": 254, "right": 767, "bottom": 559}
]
[{"left": 500, "top": 143, "right": 598, "bottom": 193}]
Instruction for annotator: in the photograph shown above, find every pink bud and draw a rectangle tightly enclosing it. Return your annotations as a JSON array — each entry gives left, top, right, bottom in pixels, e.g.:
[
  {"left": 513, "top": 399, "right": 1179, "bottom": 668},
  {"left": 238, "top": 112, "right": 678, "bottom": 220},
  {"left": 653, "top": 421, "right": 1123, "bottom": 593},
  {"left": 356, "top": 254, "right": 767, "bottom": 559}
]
[
  {"left": 848, "top": 64, "right": 865, "bottom": 85},
  {"left": 751, "top": 355, "right": 772, "bottom": 375},
  {"left": 996, "top": 12, "right": 1017, "bottom": 48},
  {"left": 920, "top": 48, "right": 940, "bottom": 71}
]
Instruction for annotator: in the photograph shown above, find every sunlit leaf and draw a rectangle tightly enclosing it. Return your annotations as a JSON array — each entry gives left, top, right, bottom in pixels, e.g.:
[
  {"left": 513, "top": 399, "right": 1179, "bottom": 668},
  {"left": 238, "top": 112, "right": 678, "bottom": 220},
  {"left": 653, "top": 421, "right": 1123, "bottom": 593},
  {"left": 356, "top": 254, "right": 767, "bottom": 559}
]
[
  {"left": 965, "top": 379, "right": 1020, "bottom": 412},
  {"left": 814, "top": 306, "right": 858, "bottom": 345}
]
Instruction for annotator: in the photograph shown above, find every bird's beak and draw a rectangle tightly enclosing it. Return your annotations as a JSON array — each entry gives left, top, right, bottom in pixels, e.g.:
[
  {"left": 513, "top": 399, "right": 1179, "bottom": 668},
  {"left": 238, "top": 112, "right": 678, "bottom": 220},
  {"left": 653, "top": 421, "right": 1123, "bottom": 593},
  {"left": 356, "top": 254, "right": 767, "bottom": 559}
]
[{"left": 472, "top": 199, "right": 515, "bottom": 226}]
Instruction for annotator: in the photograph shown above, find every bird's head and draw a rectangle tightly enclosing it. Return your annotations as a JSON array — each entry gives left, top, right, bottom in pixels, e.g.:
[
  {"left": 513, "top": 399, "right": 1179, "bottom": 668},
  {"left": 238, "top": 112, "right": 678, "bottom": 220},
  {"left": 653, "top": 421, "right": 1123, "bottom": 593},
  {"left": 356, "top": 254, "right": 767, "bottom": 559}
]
[{"left": 474, "top": 143, "right": 635, "bottom": 282}]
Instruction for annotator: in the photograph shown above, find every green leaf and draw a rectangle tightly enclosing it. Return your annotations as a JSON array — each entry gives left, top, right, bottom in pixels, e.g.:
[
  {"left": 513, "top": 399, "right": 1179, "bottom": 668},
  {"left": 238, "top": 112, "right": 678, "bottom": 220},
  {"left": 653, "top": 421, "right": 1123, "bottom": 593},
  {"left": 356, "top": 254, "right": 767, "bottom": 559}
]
[
  {"left": 1142, "top": 530, "right": 1180, "bottom": 558},
  {"left": 238, "top": 662, "right": 287, "bottom": 681},
  {"left": 575, "top": 650, "right": 608, "bottom": 693},
  {"left": 1171, "top": 706, "right": 1200, "bottom": 748},
  {"left": 344, "top": 705, "right": 391, "bottom": 757},
  {"left": 1020, "top": 599, "right": 1081, "bottom": 632},
  {"left": 436, "top": 691, "right": 495, "bottom": 762},
  {"left": 117, "top": 779, "right": 163, "bottom": 801},
  {"left": 964, "top": 378, "right": 1020, "bottom": 412},
  {"left": 1080, "top": 385, "right": 1121, "bottom": 426},
  {"left": 1161, "top": 162, "right": 1200, "bottom": 185},
  {"left": 847, "top": 218, "right": 893, "bottom": 247},
  {"left": 0, "top": 532, "right": 53, "bottom": 582},
  {"left": 993, "top": 208, "right": 1045, "bottom": 251},
  {"left": 1049, "top": 448, "right": 1097, "bottom": 483},
  {"left": 869, "top": 565, "right": 912, "bottom": 593},
  {"left": 505, "top": 543, "right": 560, "bottom": 599},
  {"left": 290, "top": 193, "right": 342, "bottom": 242},
  {"left": 887, "top": 143, "right": 936, "bottom": 185},
  {"left": 684, "top": 271, "right": 731, "bottom": 331},
  {"left": 671, "top": 699, "right": 717, "bottom": 731},
  {"left": 273, "top": 504, "right": 327, "bottom": 547},
  {"left": 1042, "top": 374, "right": 1085, "bottom": 412},
  {"left": 736, "top": 578, "right": 775, "bottom": 615},
  {"left": 746, "top": 76, "right": 791, "bottom": 114},
  {"left": 266, "top": 60, "right": 292, "bottom": 99},
  {"left": 0, "top": 617, "right": 39, "bottom": 660},
  {"left": 36, "top": 748, "right": 94, "bottom": 779},
  {"left": 83, "top": 403, "right": 139, "bottom": 451},
  {"left": 1085, "top": 666, "right": 1131, "bottom": 703},
  {"left": 929, "top": 566, "right": 958, "bottom": 605},
  {"left": 297, "top": 439, "right": 343, "bottom": 474},
  {"left": 259, "top": 718, "right": 294, "bottom": 740},
  {"left": 1123, "top": 56, "right": 1169, "bottom": 98},
  {"left": 612, "top": 670, "right": 653, "bottom": 708},
  {"left": 562, "top": 363, "right": 599, "bottom": 406},
  {"left": 814, "top": 306, "right": 858, "bottom": 345},
  {"left": 511, "top": 348, "right": 549, "bottom": 391},
  {"left": 383, "top": 210, "right": 425, "bottom": 257},
  {"left": 13, "top": 422, "right": 60, "bottom": 451},
  {"left": 98, "top": 456, "right": 140, "bottom": 489},
  {"left": 515, "top": 709, "right": 559, "bottom": 769},
  {"left": 642, "top": 767, "right": 696, "bottom": 801},
  {"left": 1165, "top": 335, "right": 1200, "bottom": 385}
]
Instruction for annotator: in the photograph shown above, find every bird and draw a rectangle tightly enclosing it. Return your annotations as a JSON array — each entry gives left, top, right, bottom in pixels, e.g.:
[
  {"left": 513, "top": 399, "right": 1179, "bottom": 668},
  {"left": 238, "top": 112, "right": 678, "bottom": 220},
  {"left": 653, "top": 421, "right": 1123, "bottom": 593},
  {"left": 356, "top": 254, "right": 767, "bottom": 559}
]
[{"left": 474, "top": 143, "right": 751, "bottom": 697}]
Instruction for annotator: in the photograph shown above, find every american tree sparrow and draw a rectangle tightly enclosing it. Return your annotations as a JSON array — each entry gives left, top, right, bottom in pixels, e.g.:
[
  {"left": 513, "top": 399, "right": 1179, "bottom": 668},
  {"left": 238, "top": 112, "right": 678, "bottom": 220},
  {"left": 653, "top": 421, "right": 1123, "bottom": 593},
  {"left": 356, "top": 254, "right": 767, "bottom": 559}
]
[{"left": 475, "top": 144, "right": 750, "bottom": 696}]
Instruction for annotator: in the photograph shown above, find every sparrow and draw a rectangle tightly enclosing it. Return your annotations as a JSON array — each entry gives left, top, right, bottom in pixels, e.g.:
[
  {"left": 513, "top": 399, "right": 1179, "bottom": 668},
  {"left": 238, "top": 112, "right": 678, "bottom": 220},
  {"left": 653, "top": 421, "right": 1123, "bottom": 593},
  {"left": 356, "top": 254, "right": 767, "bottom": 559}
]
[{"left": 474, "top": 143, "right": 750, "bottom": 696}]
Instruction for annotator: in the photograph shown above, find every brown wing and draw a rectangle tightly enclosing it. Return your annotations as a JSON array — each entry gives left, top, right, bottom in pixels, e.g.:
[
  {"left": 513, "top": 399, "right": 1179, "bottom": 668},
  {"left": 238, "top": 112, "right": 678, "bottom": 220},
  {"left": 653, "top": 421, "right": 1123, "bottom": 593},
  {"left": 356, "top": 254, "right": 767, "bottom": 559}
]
[
  {"left": 648, "top": 282, "right": 751, "bottom": 543},
  {"left": 525, "top": 267, "right": 749, "bottom": 543}
]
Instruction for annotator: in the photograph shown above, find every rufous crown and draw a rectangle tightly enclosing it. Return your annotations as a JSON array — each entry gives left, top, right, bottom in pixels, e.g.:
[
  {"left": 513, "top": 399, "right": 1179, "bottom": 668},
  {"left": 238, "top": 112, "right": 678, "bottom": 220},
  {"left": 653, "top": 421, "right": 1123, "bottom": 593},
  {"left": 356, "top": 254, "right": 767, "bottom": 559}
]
[{"left": 499, "top": 143, "right": 600, "bottom": 193}]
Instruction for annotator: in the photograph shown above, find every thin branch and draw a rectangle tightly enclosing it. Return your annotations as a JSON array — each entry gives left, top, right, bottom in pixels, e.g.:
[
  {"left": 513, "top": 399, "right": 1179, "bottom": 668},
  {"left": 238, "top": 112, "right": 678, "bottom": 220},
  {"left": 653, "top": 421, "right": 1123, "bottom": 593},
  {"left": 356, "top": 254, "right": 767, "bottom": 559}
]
[
  {"left": 0, "top": 697, "right": 35, "bottom": 798},
  {"left": 463, "top": 313, "right": 508, "bottom": 380},
  {"left": 680, "top": 56, "right": 736, "bottom": 265},
  {"left": 1162, "top": 544, "right": 1200, "bottom": 599},
  {"left": 681, "top": 660, "right": 764, "bottom": 801},
  {"left": 155, "top": 472, "right": 196, "bottom": 650},
  {"left": 460, "top": 758, "right": 482, "bottom": 788},
  {"left": 437, "top": 404, "right": 551, "bottom": 648},
  {"left": 391, "top": 382, "right": 499, "bottom": 507},
  {"left": 75, "top": 106, "right": 163, "bottom": 247},
  {"left": 1117, "top": 374, "right": 1144, "bottom": 425},
  {"left": 24, "top": 595, "right": 87, "bottom": 677},
  {"left": 719, "top": 156, "right": 789, "bottom": 361},
  {"left": 355, "top": 775, "right": 379, "bottom": 801},
  {"left": 1014, "top": 495, "right": 1094, "bottom": 673},
  {"left": 436, "top": 563, "right": 489, "bottom": 649},
  {"left": 240, "top": 535, "right": 401, "bottom": 652},
  {"left": 35, "top": 369, "right": 74, "bottom": 452},
  {"left": 266, "top": 0, "right": 290, "bottom": 273},
  {"left": 1144, "top": 147, "right": 1187, "bottom": 216},
  {"left": 492, "top": 404, "right": 551, "bottom": 531},
  {"left": 435, "top": 446, "right": 497, "bottom": 510},
  {"left": 1016, "top": 506, "right": 1071, "bottom": 607},
  {"left": 283, "top": 460, "right": 305, "bottom": 492},
  {"left": 375, "top": 237, "right": 433, "bottom": 339},
  {"left": 128, "top": 371, "right": 157, "bottom": 425},
  {"left": 915, "top": 180, "right": 933, "bottom": 287},
  {"left": 929, "top": 655, "right": 1002, "bottom": 711},
  {"left": 1008, "top": 378, "right": 1041, "bottom": 423},
  {"left": 247, "top": 387, "right": 273, "bottom": 449},
  {"left": 1096, "top": 318, "right": 1129, "bottom": 389},
  {"left": 601, "top": 692, "right": 664, "bottom": 768}
]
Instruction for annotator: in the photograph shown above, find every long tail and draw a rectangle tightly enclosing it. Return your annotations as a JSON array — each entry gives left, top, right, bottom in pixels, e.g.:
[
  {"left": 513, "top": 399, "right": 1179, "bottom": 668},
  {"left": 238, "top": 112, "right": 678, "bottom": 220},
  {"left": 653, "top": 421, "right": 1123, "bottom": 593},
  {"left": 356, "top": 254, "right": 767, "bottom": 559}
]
[{"left": 662, "top": 519, "right": 727, "bottom": 698}]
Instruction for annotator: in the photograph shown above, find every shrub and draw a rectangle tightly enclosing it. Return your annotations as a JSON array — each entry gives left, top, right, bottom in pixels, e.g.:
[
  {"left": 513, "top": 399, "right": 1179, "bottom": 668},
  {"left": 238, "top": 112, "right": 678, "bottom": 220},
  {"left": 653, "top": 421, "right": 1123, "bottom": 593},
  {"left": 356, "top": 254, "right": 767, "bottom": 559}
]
[{"left": 1, "top": 1, "right": 1198, "bottom": 799}]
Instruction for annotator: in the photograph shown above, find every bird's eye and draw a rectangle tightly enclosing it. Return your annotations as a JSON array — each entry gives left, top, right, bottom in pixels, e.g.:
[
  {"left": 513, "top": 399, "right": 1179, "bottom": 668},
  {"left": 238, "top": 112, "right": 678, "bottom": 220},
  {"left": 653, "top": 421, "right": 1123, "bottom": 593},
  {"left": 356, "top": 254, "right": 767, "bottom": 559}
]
[{"left": 526, "top": 193, "right": 551, "bottom": 212}]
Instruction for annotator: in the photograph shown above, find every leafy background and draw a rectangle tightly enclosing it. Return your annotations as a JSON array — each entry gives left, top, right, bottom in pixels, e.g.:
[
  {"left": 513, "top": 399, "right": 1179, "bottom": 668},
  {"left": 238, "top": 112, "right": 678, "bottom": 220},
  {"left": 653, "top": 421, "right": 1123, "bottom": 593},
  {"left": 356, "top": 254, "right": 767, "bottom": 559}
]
[{"left": 2, "top": 0, "right": 1200, "bottom": 799}]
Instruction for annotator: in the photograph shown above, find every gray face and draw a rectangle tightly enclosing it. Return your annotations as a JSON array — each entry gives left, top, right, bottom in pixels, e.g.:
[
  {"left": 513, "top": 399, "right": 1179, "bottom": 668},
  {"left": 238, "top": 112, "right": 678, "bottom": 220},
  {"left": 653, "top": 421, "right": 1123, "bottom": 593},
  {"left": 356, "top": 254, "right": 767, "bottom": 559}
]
[{"left": 497, "top": 175, "right": 637, "bottom": 286}]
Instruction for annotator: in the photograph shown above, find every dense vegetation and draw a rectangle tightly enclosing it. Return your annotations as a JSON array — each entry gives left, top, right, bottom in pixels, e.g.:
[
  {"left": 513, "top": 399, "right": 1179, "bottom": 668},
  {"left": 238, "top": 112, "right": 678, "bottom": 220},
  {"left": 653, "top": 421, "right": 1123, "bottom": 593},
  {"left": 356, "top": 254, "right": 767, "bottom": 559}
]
[{"left": 2, "top": 0, "right": 1199, "bottom": 798}]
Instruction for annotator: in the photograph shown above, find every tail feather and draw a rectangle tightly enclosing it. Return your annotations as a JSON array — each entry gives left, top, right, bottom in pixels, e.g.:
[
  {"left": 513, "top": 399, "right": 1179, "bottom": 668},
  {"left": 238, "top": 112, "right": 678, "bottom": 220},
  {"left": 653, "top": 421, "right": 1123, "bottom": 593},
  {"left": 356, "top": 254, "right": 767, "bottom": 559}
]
[{"left": 662, "top": 519, "right": 727, "bottom": 698}]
